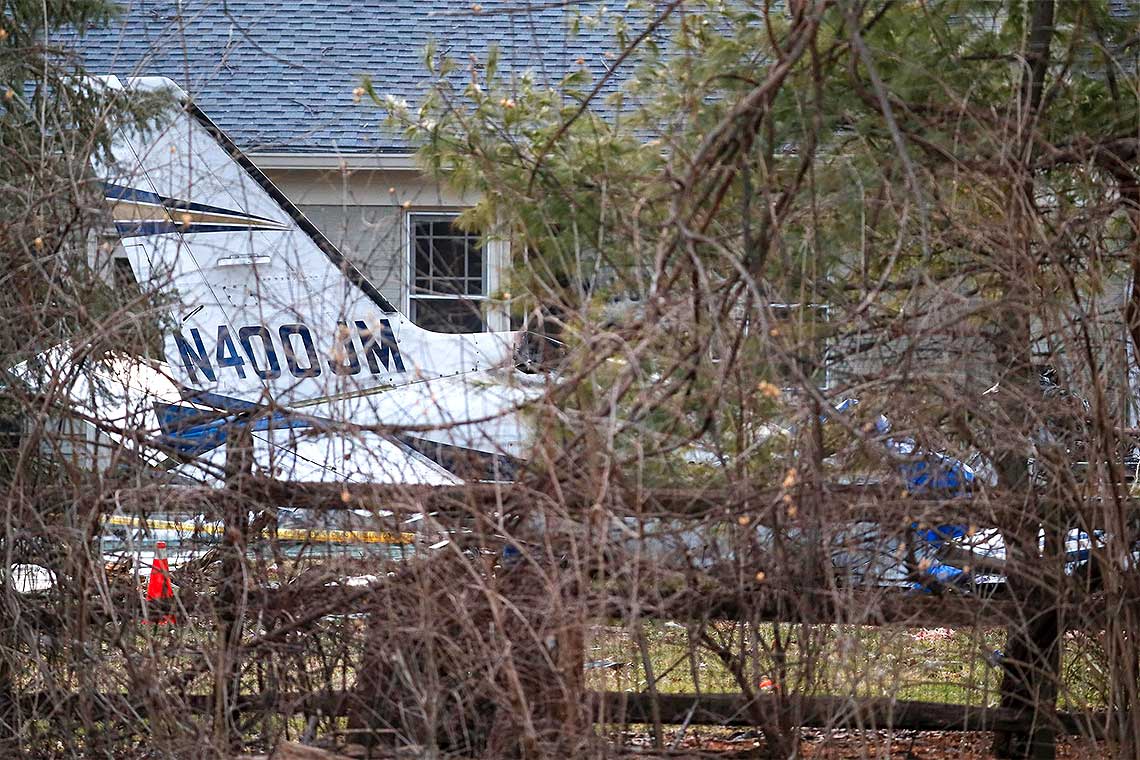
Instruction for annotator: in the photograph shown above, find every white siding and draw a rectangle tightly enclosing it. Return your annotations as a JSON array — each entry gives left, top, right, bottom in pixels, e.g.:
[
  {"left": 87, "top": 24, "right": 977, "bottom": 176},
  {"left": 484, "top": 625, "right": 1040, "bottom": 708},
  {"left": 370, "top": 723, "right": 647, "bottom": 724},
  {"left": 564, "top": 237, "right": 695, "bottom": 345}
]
[{"left": 298, "top": 203, "right": 404, "bottom": 307}]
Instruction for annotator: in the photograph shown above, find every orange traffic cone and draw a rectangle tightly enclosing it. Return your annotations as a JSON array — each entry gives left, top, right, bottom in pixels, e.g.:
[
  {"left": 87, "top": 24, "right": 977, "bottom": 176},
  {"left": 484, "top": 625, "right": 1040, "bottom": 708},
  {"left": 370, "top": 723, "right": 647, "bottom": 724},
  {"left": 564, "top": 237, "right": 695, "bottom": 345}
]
[{"left": 143, "top": 540, "right": 176, "bottom": 625}]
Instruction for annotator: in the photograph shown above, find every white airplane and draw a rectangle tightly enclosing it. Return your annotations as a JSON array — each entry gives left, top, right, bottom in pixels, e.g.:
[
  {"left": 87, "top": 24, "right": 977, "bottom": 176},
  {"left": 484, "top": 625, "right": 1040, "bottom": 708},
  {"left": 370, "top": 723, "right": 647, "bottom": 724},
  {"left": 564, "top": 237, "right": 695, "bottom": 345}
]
[
  {"left": 13, "top": 77, "right": 1116, "bottom": 594},
  {"left": 32, "top": 76, "right": 539, "bottom": 489}
]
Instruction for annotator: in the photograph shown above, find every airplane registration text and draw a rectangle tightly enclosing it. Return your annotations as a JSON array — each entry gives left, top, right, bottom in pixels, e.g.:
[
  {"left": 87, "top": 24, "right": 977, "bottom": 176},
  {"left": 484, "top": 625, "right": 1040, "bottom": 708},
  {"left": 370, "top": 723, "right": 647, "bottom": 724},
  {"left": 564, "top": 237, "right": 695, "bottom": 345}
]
[{"left": 174, "top": 320, "right": 406, "bottom": 382}]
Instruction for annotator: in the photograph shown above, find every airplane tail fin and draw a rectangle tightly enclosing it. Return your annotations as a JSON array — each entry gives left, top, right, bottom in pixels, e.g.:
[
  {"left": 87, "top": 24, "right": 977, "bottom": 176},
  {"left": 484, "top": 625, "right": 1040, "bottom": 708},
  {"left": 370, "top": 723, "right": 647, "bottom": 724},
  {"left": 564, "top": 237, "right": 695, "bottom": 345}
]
[{"left": 97, "top": 76, "right": 519, "bottom": 408}]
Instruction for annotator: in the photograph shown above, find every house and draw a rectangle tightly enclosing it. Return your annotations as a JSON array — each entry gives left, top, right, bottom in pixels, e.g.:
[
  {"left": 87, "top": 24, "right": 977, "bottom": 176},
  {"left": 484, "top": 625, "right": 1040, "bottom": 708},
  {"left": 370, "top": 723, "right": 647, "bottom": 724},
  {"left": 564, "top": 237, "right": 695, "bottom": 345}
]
[{"left": 72, "top": 0, "right": 627, "bottom": 333}]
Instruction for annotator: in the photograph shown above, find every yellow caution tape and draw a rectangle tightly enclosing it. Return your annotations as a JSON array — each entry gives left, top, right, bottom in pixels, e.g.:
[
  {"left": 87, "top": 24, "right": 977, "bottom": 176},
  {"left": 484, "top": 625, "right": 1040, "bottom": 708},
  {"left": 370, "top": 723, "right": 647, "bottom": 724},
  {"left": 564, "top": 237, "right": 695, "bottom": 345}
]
[{"left": 104, "top": 514, "right": 415, "bottom": 545}]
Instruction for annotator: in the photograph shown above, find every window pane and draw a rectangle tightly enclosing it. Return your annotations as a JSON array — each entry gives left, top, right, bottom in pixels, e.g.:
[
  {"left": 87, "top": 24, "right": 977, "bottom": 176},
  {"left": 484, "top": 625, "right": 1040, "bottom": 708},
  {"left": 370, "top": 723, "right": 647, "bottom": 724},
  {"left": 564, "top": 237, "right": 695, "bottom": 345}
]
[
  {"left": 432, "top": 237, "right": 465, "bottom": 279},
  {"left": 411, "top": 298, "right": 484, "bottom": 333},
  {"left": 432, "top": 277, "right": 464, "bottom": 296},
  {"left": 414, "top": 239, "right": 432, "bottom": 280},
  {"left": 469, "top": 244, "right": 483, "bottom": 281}
]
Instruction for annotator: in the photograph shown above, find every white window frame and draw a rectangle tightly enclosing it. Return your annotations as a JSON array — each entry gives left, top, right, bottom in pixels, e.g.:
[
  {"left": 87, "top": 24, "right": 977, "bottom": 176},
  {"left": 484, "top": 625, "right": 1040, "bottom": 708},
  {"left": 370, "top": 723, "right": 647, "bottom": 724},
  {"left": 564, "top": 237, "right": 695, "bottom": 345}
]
[{"left": 403, "top": 210, "right": 508, "bottom": 332}]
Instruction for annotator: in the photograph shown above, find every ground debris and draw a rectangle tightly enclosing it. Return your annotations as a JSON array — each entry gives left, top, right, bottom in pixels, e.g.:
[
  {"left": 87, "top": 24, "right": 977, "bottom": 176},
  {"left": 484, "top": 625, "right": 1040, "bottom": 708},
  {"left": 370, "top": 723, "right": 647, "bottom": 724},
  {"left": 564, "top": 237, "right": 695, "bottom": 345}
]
[
  {"left": 796, "top": 730, "right": 1106, "bottom": 759},
  {"left": 236, "top": 740, "right": 383, "bottom": 760},
  {"left": 619, "top": 729, "right": 1108, "bottom": 759}
]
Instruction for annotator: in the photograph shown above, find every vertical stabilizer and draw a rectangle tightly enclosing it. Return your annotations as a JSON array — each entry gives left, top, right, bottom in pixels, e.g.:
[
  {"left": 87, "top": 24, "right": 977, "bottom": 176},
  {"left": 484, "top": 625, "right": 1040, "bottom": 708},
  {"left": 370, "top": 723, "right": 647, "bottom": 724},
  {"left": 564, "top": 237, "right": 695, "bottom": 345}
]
[{"left": 99, "top": 77, "right": 519, "bottom": 409}]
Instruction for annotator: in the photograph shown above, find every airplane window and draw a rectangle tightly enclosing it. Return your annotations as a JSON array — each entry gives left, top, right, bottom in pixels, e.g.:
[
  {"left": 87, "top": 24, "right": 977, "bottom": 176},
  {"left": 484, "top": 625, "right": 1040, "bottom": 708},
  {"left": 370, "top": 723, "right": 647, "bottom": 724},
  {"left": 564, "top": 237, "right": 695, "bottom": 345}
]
[{"left": 112, "top": 255, "right": 139, "bottom": 290}]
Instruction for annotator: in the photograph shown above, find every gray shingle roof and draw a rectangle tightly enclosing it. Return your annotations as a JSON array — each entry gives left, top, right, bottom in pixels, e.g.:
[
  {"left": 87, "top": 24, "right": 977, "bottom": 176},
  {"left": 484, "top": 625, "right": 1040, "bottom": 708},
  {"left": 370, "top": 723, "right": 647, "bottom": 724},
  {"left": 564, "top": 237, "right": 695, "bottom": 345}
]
[{"left": 69, "top": 1, "right": 631, "bottom": 153}]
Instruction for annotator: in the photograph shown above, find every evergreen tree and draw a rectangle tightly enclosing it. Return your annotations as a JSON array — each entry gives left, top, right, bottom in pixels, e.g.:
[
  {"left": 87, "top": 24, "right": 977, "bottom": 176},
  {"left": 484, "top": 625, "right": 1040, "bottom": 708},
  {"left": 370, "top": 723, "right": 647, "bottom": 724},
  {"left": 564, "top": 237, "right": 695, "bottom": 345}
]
[{"left": 388, "top": 2, "right": 1140, "bottom": 756}]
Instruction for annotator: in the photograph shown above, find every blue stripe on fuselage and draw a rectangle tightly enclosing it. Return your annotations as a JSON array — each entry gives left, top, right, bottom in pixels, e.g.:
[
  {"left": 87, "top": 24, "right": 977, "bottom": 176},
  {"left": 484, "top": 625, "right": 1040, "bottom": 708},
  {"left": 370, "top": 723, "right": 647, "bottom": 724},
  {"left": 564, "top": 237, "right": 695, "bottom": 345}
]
[
  {"left": 115, "top": 221, "right": 276, "bottom": 237},
  {"left": 104, "top": 182, "right": 281, "bottom": 222},
  {"left": 156, "top": 395, "right": 310, "bottom": 456}
]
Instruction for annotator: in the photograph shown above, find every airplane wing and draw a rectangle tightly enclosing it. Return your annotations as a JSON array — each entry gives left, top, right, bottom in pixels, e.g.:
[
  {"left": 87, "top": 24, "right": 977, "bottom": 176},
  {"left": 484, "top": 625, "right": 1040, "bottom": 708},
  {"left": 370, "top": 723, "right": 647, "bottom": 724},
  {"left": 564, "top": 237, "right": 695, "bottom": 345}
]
[
  {"left": 8, "top": 344, "right": 464, "bottom": 486},
  {"left": 170, "top": 426, "right": 461, "bottom": 487}
]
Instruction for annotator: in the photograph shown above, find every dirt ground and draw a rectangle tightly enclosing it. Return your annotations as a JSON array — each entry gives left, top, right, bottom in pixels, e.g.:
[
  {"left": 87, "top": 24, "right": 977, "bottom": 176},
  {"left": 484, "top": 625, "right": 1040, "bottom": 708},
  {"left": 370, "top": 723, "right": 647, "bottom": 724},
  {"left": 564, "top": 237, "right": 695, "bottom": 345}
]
[
  {"left": 270, "top": 728, "right": 1110, "bottom": 759},
  {"left": 621, "top": 729, "right": 1109, "bottom": 759}
]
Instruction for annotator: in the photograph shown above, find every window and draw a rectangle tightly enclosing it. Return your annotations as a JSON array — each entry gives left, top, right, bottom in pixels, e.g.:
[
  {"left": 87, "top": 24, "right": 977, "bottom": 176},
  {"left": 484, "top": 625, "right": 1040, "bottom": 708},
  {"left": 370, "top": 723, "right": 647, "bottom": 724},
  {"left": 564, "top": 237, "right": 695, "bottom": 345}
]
[
  {"left": 408, "top": 213, "right": 487, "bottom": 333},
  {"left": 112, "top": 254, "right": 139, "bottom": 291},
  {"left": 771, "top": 303, "right": 831, "bottom": 390}
]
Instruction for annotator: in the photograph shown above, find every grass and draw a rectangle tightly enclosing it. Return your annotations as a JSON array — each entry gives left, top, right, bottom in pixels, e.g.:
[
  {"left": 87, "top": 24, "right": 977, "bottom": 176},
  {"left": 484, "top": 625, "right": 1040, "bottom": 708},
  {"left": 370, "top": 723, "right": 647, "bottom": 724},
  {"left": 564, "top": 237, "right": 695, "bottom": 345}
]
[{"left": 585, "top": 622, "right": 1110, "bottom": 710}]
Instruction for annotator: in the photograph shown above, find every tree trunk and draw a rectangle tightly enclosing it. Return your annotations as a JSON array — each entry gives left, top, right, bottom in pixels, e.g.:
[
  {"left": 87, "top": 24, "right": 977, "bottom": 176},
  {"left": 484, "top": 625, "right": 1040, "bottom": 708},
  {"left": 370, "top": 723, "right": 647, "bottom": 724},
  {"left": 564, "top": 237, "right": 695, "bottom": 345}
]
[
  {"left": 216, "top": 425, "right": 253, "bottom": 751},
  {"left": 991, "top": 4, "right": 1060, "bottom": 755}
]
